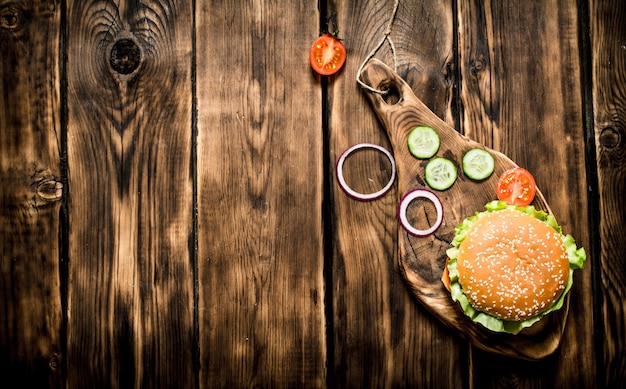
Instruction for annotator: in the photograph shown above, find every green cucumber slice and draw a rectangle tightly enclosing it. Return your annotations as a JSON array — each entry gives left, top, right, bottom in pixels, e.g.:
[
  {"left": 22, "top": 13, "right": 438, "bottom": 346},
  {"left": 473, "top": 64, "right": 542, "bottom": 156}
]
[
  {"left": 407, "top": 126, "right": 440, "bottom": 159},
  {"left": 462, "top": 148, "right": 495, "bottom": 181},
  {"left": 425, "top": 157, "right": 457, "bottom": 190}
]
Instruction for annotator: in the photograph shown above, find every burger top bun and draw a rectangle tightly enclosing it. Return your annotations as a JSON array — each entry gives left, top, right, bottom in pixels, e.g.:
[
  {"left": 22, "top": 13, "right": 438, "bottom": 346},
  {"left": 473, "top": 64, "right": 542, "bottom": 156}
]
[{"left": 457, "top": 208, "right": 570, "bottom": 321}]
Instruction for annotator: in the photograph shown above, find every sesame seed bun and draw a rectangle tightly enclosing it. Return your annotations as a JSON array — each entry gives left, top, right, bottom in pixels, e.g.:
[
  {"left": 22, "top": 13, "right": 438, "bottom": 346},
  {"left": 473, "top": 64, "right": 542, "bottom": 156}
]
[
  {"left": 445, "top": 201, "right": 586, "bottom": 334},
  {"left": 456, "top": 208, "right": 570, "bottom": 321}
]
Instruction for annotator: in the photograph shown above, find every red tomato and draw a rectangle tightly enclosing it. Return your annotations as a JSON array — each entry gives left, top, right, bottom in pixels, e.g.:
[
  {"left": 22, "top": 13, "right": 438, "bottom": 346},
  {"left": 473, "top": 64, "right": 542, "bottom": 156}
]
[
  {"left": 496, "top": 167, "right": 537, "bottom": 206},
  {"left": 309, "top": 33, "right": 346, "bottom": 76}
]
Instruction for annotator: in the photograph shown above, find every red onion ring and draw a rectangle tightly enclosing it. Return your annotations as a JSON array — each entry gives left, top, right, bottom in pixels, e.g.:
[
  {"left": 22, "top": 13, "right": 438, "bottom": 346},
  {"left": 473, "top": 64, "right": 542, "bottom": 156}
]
[
  {"left": 398, "top": 189, "right": 443, "bottom": 236},
  {"left": 336, "top": 143, "right": 396, "bottom": 201}
]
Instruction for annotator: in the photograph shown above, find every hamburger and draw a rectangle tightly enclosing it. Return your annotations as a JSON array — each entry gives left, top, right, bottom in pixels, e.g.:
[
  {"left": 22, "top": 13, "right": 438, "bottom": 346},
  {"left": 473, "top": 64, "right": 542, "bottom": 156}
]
[{"left": 443, "top": 200, "right": 586, "bottom": 334}]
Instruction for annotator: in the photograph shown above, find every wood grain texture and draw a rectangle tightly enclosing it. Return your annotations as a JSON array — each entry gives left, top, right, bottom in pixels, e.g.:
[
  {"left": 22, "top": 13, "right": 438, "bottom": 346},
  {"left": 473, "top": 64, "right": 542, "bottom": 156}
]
[
  {"left": 196, "top": 1, "right": 326, "bottom": 387},
  {"left": 457, "top": 0, "right": 595, "bottom": 386},
  {"left": 331, "top": 1, "right": 467, "bottom": 387},
  {"left": 590, "top": 0, "right": 626, "bottom": 385},
  {"left": 0, "top": 0, "right": 623, "bottom": 386},
  {"left": 0, "top": 1, "right": 63, "bottom": 387},
  {"left": 65, "top": 1, "right": 195, "bottom": 387}
]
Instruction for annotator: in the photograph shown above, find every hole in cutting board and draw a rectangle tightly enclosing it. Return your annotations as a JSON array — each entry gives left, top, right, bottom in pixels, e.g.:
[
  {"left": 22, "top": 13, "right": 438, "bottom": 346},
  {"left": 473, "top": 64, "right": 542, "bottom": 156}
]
[{"left": 380, "top": 83, "right": 401, "bottom": 105}]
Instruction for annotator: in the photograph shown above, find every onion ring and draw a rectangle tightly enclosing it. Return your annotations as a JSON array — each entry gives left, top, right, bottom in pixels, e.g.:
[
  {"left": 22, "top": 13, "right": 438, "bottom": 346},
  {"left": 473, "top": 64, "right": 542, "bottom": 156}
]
[
  {"left": 336, "top": 143, "right": 396, "bottom": 201},
  {"left": 398, "top": 189, "right": 444, "bottom": 236}
]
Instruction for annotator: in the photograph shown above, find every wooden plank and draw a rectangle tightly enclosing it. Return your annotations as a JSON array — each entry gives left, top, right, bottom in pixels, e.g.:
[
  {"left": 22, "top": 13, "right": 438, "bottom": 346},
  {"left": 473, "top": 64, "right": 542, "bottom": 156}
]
[
  {"left": 195, "top": 1, "right": 326, "bottom": 386},
  {"left": 0, "top": 0, "right": 63, "bottom": 386},
  {"left": 65, "top": 1, "right": 195, "bottom": 386},
  {"left": 589, "top": 0, "right": 626, "bottom": 385},
  {"left": 331, "top": 1, "right": 467, "bottom": 386},
  {"left": 0, "top": 1, "right": 63, "bottom": 387},
  {"left": 457, "top": 0, "right": 595, "bottom": 386}
]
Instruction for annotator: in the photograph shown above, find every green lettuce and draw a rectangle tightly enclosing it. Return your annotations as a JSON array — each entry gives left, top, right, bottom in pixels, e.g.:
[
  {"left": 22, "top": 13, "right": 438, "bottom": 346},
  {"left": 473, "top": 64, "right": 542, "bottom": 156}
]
[{"left": 445, "top": 201, "right": 586, "bottom": 334}]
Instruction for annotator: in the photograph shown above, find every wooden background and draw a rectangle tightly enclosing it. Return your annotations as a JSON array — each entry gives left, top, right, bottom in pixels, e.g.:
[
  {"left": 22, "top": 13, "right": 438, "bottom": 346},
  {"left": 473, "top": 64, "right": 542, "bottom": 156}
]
[{"left": 1, "top": 0, "right": 624, "bottom": 387}]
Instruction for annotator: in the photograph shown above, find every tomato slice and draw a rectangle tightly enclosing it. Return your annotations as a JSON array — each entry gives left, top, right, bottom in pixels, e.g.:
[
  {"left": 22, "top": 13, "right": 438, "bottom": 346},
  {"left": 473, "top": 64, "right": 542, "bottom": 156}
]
[
  {"left": 309, "top": 33, "right": 346, "bottom": 76},
  {"left": 496, "top": 167, "right": 537, "bottom": 206}
]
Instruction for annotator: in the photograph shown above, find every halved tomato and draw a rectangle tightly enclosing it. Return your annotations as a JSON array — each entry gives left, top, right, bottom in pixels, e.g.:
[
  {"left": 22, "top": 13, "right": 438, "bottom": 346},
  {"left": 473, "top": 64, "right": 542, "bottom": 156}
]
[
  {"left": 496, "top": 167, "right": 537, "bottom": 206},
  {"left": 309, "top": 33, "right": 346, "bottom": 76}
]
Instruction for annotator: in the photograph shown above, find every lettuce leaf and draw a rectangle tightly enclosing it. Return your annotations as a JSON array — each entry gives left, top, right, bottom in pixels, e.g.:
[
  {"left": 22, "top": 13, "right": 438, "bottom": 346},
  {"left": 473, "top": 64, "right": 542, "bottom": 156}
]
[{"left": 445, "top": 200, "right": 586, "bottom": 334}]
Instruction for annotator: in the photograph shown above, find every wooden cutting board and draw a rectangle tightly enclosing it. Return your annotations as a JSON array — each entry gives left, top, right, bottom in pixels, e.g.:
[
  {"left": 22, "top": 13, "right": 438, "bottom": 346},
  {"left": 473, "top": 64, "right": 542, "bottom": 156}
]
[{"left": 359, "top": 59, "right": 569, "bottom": 360}]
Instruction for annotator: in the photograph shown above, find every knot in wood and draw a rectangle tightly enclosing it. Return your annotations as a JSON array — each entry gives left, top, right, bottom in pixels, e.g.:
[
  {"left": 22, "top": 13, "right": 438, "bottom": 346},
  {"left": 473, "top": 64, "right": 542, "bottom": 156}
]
[
  {"left": 109, "top": 39, "right": 141, "bottom": 75},
  {"left": 471, "top": 55, "right": 487, "bottom": 76},
  {"left": 48, "top": 353, "right": 61, "bottom": 371},
  {"left": 0, "top": 4, "right": 24, "bottom": 32},
  {"left": 600, "top": 126, "right": 622, "bottom": 150},
  {"left": 36, "top": 180, "right": 63, "bottom": 201}
]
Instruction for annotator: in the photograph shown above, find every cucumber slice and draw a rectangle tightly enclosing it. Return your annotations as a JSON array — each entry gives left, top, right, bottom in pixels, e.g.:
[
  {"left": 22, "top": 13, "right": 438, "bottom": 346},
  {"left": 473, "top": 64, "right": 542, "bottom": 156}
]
[
  {"left": 462, "top": 148, "right": 495, "bottom": 181},
  {"left": 407, "top": 126, "right": 440, "bottom": 159},
  {"left": 425, "top": 157, "right": 457, "bottom": 191}
]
